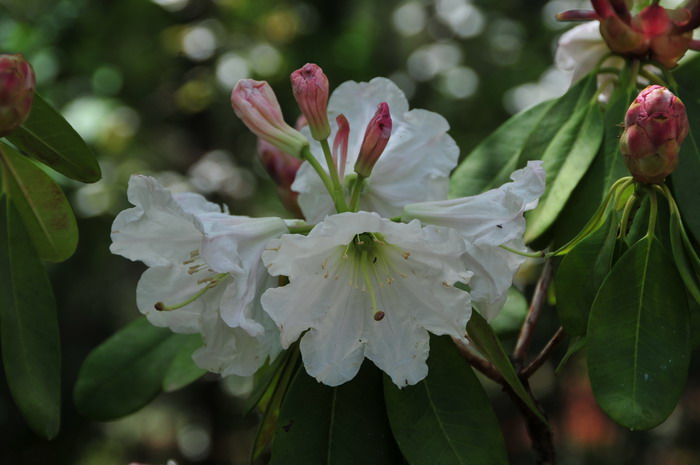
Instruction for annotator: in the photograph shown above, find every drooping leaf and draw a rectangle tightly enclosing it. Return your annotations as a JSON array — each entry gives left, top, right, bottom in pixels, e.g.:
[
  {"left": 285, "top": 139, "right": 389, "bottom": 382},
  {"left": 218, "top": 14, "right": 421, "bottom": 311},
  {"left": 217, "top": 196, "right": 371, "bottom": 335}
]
[
  {"left": 587, "top": 236, "right": 690, "bottom": 429},
  {"left": 450, "top": 99, "right": 554, "bottom": 197},
  {"left": 668, "top": 195, "right": 700, "bottom": 306},
  {"left": 466, "top": 311, "right": 547, "bottom": 424},
  {"left": 670, "top": 88, "right": 700, "bottom": 242},
  {"left": 555, "top": 336, "right": 586, "bottom": 374},
  {"left": 0, "top": 142, "right": 78, "bottom": 262},
  {"left": 385, "top": 335, "right": 507, "bottom": 465},
  {"left": 270, "top": 362, "right": 402, "bottom": 465},
  {"left": 4, "top": 93, "right": 101, "bottom": 183},
  {"left": 555, "top": 207, "right": 620, "bottom": 337},
  {"left": 162, "top": 334, "right": 206, "bottom": 392},
  {"left": 0, "top": 197, "right": 61, "bottom": 439},
  {"left": 74, "top": 318, "right": 187, "bottom": 420},
  {"left": 525, "top": 77, "right": 604, "bottom": 244}
]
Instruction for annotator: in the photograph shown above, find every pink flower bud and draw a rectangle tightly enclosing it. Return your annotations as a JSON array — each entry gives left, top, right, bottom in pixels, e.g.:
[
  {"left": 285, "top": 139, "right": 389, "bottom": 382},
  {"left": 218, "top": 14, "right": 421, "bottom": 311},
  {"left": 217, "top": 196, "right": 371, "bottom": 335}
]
[
  {"left": 257, "top": 138, "right": 303, "bottom": 217},
  {"left": 332, "top": 114, "right": 350, "bottom": 179},
  {"left": 620, "top": 85, "right": 688, "bottom": 184},
  {"left": 231, "top": 79, "right": 308, "bottom": 157},
  {"left": 354, "top": 103, "right": 392, "bottom": 178},
  {"left": 0, "top": 54, "right": 35, "bottom": 136},
  {"left": 290, "top": 63, "right": 331, "bottom": 141}
]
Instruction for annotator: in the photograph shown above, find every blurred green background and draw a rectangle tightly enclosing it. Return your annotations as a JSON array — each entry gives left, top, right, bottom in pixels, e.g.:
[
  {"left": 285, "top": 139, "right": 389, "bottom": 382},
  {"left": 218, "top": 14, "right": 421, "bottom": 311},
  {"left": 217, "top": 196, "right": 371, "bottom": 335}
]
[{"left": 1, "top": 0, "right": 699, "bottom": 464}]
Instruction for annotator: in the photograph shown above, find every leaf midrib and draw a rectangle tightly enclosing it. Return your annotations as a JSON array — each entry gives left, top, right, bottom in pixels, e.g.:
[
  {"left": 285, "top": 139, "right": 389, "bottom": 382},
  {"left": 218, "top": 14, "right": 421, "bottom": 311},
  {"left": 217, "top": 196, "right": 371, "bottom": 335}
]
[{"left": 423, "top": 378, "right": 466, "bottom": 465}]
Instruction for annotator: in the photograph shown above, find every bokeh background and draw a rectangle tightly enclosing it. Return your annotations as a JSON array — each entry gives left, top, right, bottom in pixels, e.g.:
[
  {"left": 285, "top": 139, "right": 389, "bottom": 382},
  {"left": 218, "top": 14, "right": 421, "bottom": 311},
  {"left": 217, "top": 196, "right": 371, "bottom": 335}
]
[{"left": 1, "top": 0, "right": 699, "bottom": 464}]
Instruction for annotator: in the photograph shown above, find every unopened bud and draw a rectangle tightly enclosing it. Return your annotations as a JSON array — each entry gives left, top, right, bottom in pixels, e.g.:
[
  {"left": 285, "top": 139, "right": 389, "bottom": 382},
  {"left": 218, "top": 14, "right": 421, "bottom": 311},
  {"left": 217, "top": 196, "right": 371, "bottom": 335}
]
[
  {"left": 0, "top": 54, "right": 35, "bottom": 136},
  {"left": 620, "top": 85, "right": 688, "bottom": 184},
  {"left": 231, "top": 79, "right": 308, "bottom": 157},
  {"left": 257, "top": 139, "right": 303, "bottom": 217},
  {"left": 354, "top": 103, "right": 392, "bottom": 178},
  {"left": 290, "top": 63, "right": 331, "bottom": 141}
]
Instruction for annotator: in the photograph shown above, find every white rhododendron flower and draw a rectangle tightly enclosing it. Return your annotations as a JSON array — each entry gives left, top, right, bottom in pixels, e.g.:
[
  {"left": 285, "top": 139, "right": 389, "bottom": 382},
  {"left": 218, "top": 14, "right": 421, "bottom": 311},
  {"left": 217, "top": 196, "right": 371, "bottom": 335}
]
[
  {"left": 403, "top": 161, "right": 546, "bottom": 320},
  {"left": 556, "top": 21, "right": 613, "bottom": 85},
  {"left": 110, "top": 175, "right": 286, "bottom": 376},
  {"left": 261, "top": 211, "right": 472, "bottom": 387},
  {"left": 292, "top": 77, "right": 459, "bottom": 223}
]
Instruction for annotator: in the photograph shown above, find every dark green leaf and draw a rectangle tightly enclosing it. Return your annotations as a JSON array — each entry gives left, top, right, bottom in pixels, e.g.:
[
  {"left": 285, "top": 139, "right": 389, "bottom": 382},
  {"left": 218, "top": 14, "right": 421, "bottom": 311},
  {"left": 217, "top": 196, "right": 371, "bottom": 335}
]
[
  {"left": 466, "top": 311, "right": 547, "bottom": 424},
  {"left": 525, "top": 79, "right": 604, "bottom": 243},
  {"left": 0, "top": 142, "right": 78, "bottom": 262},
  {"left": 670, "top": 88, "right": 700, "bottom": 242},
  {"left": 489, "top": 288, "right": 528, "bottom": 336},
  {"left": 555, "top": 207, "right": 620, "bottom": 337},
  {"left": 270, "top": 363, "right": 402, "bottom": 465},
  {"left": 0, "top": 197, "right": 60, "bottom": 439},
  {"left": 450, "top": 99, "right": 554, "bottom": 197},
  {"left": 668, "top": 195, "right": 700, "bottom": 305},
  {"left": 74, "top": 318, "right": 187, "bottom": 420},
  {"left": 587, "top": 236, "right": 690, "bottom": 429},
  {"left": 5, "top": 93, "right": 101, "bottom": 183},
  {"left": 674, "top": 54, "right": 700, "bottom": 101},
  {"left": 385, "top": 336, "right": 507, "bottom": 465},
  {"left": 162, "top": 334, "right": 206, "bottom": 392},
  {"left": 551, "top": 86, "right": 632, "bottom": 246}
]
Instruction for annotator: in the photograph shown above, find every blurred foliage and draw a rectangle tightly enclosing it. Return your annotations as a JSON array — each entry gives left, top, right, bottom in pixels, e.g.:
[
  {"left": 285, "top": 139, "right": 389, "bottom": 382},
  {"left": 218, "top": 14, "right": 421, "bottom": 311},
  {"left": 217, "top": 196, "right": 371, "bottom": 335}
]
[{"left": 1, "top": 0, "right": 699, "bottom": 464}]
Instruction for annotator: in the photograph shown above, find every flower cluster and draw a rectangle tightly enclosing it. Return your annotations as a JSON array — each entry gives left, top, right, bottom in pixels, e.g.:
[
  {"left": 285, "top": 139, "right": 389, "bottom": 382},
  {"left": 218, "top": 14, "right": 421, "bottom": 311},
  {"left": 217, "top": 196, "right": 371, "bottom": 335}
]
[{"left": 111, "top": 63, "right": 545, "bottom": 388}]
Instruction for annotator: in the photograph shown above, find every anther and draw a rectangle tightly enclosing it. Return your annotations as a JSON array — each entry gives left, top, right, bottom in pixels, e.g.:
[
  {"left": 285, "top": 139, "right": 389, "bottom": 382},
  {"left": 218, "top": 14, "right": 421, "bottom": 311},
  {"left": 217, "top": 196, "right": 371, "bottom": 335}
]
[
  {"left": 374, "top": 311, "right": 385, "bottom": 321},
  {"left": 154, "top": 302, "right": 165, "bottom": 311}
]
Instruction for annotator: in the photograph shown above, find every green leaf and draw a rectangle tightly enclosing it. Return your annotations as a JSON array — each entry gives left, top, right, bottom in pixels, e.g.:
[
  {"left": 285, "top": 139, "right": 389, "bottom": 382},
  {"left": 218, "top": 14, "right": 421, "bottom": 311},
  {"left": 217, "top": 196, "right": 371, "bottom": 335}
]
[
  {"left": 551, "top": 86, "right": 632, "bottom": 246},
  {"left": 555, "top": 207, "right": 620, "bottom": 337},
  {"left": 385, "top": 336, "right": 506, "bottom": 465},
  {"left": 587, "top": 236, "right": 690, "bottom": 429},
  {"left": 270, "top": 363, "right": 402, "bottom": 465},
  {"left": 74, "top": 318, "right": 187, "bottom": 420},
  {"left": 450, "top": 99, "right": 554, "bottom": 197},
  {"left": 670, "top": 88, "right": 700, "bottom": 242},
  {"left": 0, "top": 197, "right": 61, "bottom": 439},
  {"left": 450, "top": 73, "right": 593, "bottom": 199},
  {"left": 674, "top": 54, "right": 700, "bottom": 101},
  {"left": 243, "top": 351, "right": 288, "bottom": 415},
  {"left": 524, "top": 80, "right": 604, "bottom": 243},
  {"left": 162, "top": 334, "right": 206, "bottom": 392},
  {"left": 251, "top": 348, "right": 299, "bottom": 461},
  {"left": 466, "top": 311, "right": 547, "bottom": 424},
  {"left": 668, "top": 196, "right": 700, "bottom": 306},
  {"left": 4, "top": 93, "right": 101, "bottom": 183},
  {"left": 0, "top": 142, "right": 78, "bottom": 262},
  {"left": 555, "top": 336, "right": 586, "bottom": 374}
]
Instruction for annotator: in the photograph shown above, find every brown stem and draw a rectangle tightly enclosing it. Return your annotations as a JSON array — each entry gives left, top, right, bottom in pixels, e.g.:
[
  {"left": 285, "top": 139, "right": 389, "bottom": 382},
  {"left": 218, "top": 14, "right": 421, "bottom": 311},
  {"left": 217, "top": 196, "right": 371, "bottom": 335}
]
[
  {"left": 521, "top": 327, "right": 565, "bottom": 379},
  {"left": 513, "top": 260, "right": 554, "bottom": 366},
  {"left": 503, "top": 381, "right": 555, "bottom": 465},
  {"left": 452, "top": 337, "right": 503, "bottom": 383}
]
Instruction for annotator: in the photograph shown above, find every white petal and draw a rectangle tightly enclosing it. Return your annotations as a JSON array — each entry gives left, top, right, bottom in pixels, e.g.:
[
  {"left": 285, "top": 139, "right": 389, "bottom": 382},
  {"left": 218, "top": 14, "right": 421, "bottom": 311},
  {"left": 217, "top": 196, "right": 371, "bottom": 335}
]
[
  {"left": 136, "top": 265, "right": 219, "bottom": 333},
  {"left": 403, "top": 161, "right": 545, "bottom": 246},
  {"left": 192, "top": 304, "right": 282, "bottom": 377},
  {"left": 555, "top": 22, "right": 610, "bottom": 83},
  {"left": 261, "top": 211, "right": 471, "bottom": 387},
  {"left": 111, "top": 175, "right": 224, "bottom": 267}
]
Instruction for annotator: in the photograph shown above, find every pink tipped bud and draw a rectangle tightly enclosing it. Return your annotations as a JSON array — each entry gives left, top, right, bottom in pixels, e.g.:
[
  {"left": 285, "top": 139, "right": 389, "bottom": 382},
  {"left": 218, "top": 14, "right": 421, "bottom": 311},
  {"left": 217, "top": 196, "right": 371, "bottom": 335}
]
[
  {"left": 0, "top": 54, "right": 35, "bottom": 137},
  {"left": 620, "top": 85, "right": 688, "bottom": 184},
  {"left": 354, "top": 103, "right": 392, "bottom": 178},
  {"left": 257, "top": 138, "right": 303, "bottom": 217},
  {"left": 290, "top": 63, "right": 331, "bottom": 141},
  {"left": 231, "top": 79, "right": 308, "bottom": 157}
]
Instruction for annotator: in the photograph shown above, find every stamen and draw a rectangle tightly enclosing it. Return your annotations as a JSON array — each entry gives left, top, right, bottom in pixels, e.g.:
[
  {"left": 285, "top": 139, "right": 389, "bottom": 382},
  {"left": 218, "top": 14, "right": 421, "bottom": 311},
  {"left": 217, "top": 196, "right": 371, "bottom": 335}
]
[
  {"left": 361, "top": 250, "right": 383, "bottom": 321},
  {"left": 154, "top": 272, "right": 229, "bottom": 311}
]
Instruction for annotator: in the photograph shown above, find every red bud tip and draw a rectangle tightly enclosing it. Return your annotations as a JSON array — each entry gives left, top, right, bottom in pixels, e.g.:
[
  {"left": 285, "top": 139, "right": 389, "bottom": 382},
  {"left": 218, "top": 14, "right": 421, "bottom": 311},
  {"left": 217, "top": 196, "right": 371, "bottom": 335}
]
[
  {"left": 291, "top": 63, "right": 331, "bottom": 141},
  {"left": 0, "top": 54, "right": 35, "bottom": 137},
  {"left": 354, "top": 103, "right": 392, "bottom": 178}
]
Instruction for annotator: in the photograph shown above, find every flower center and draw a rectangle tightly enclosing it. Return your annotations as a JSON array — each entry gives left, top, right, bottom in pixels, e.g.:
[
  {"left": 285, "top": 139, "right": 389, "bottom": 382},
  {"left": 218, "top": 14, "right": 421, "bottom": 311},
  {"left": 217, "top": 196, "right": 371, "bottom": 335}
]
[
  {"left": 321, "top": 233, "right": 411, "bottom": 321},
  {"left": 154, "top": 249, "right": 229, "bottom": 311}
]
